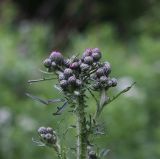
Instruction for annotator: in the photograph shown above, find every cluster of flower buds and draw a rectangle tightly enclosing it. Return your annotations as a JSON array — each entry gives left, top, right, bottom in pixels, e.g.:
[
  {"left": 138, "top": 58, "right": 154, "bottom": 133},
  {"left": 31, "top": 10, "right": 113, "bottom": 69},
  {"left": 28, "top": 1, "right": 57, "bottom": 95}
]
[
  {"left": 43, "top": 51, "right": 64, "bottom": 71},
  {"left": 43, "top": 48, "right": 117, "bottom": 93},
  {"left": 80, "top": 48, "right": 101, "bottom": 71},
  {"left": 91, "top": 61, "right": 117, "bottom": 90},
  {"left": 38, "top": 126, "right": 57, "bottom": 146}
]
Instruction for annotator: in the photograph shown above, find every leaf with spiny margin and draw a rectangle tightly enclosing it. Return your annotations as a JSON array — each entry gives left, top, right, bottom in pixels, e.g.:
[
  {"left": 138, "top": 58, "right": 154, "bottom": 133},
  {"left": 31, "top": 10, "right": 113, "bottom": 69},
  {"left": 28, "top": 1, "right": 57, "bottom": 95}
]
[
  {"left": 53, "top": 101, "right": 68, "bottom": 115},
  {"left": 32, "top": 138, "right": 46, "bottom": 147},
  {"left": 26, "top": 93, "right": 65, "bottom": 105}
]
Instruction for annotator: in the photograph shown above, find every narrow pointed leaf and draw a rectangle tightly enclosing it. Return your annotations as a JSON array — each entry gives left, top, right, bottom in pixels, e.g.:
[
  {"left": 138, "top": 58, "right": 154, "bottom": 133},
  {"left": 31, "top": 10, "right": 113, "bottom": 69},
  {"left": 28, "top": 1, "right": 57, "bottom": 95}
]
[
  {"left": 32, "top": 138, "right": 46, "bottom": 147},
  {"left": 26, "top": 93, "right": 48, "bottom": 105},
  {"left": 53, "top": 101, "right": 68, "bottom": 115},
  {"left": 26, "top": 93, "right": 64, "bottom": 105}
]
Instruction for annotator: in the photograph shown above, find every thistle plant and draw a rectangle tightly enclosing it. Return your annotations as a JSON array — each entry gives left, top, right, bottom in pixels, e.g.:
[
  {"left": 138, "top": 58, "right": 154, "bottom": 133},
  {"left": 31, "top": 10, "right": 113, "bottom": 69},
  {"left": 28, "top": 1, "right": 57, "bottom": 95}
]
[{"left": 27, "top": 48, "right": 135, "bottom": 159}]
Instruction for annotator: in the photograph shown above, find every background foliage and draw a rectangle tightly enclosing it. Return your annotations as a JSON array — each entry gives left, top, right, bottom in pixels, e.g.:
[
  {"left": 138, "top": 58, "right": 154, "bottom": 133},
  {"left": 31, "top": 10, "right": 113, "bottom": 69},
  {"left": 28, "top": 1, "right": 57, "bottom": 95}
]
[{"left": 0, "top": 0, "right": 160, "bottom": 159}]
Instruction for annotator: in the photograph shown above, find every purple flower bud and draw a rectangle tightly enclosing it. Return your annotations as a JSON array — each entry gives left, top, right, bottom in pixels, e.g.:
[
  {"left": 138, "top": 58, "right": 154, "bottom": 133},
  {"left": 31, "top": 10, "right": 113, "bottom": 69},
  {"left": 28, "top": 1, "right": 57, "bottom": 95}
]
[
  {"left": 59, "top": 73, "right": 65, "bottom": 80},
  {"left": 84, "top": 56, "right": 94, "bottom": 65},
  {"left": 46, "top": 127, "right": 53, "bottom": 134},
  {"left": 92, "top": 52, "right": 101, "bottom": 61},
  {"left": 107, "top": 80, "right": 113, "bottom": 87},
  {"left": 60, "top": 80, "right": 68, "bottom": 89},
  {"left": 76, "top": 79, "right": 82, "bottom": 87},
  {"left": 96, "top": 68, "right": 104, "bottom": 77},
  {"left": 111, "top": 78, "right": 117, "bottom": 87},
  {"left": 68, "top": 76, "right": 76, "bottom": 85},
  {"left": 38, "top": 127, "right": 47, "bottom": 134},
  {"left": 80, "top": 63, "right": 90, "bottom": 71},
  {"left": 43, "top": 58, "right": 52, "bottom": 68},
  {"left": 44, "top": 133, "right": 52, "bottom": 140},
  {"left": 70, "top": 62, "right": 79, "bottom": 69},
  {"left": 100, "top": 76, "right": 108, "bottom": 84},
  {"left": 92, "top": 48, "right": 100, "bottom": 53},
  {"left": 103, "top": 61, "right": 111, "bottom": 75},
  {"left": 82, "top": 48, "right": 92, "bottom": 59},
  {"left": 64, "top": 68, "right": 73, "bottom": 78},
  {"left": 49, "top": 51, "right": 63, "bottom": 64}
]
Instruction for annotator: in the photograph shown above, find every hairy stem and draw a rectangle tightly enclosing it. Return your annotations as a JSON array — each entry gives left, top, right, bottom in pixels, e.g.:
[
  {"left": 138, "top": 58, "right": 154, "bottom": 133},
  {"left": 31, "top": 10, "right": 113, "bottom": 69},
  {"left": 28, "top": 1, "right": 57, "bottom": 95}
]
[
  {"left": 76, "top": 93, "right": 87, "bottom": 159},
  {"left": 54, "top": 144, "right": 63, "bottom": 159}
]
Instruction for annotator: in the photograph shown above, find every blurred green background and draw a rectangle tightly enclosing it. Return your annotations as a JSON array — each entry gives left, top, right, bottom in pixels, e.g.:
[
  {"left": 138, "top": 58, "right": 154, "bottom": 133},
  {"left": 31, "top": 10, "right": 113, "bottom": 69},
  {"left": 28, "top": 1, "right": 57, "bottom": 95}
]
[{"left": 0, "top": 0, "right": 160, "bottom": 159}]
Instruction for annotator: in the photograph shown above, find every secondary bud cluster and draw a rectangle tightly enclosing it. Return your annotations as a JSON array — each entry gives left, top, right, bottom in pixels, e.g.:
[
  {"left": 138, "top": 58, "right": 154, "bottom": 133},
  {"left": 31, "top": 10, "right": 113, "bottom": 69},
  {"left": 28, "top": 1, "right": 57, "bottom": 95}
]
[
  {"left": 38, "top": 126, "right": 57, "bottom": 145},
  {"left": 43, "top": 48, "right": 117, "bottom": 93},
  {"left": 43, "top": 51, "right": 64, "bottom": 71},
  {"left": 91, "top": 62, "right": 117, "bottom": 90}
]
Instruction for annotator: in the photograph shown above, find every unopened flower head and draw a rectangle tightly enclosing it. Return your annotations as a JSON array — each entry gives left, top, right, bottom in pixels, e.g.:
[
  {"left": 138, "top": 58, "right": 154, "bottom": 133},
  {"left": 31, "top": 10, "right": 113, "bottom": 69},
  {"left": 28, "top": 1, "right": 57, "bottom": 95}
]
[{"left": 49, "top": 51, "right": 64, "bottom": 64}]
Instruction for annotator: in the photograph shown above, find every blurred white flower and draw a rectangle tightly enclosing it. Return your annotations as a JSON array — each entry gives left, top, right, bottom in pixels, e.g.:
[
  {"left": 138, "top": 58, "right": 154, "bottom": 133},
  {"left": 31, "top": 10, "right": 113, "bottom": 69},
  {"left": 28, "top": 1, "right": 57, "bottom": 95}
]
[
  {"left": 117, "top": 76, "right": 146, "bottom": 101},
  {"left": 0, "top": 107, "right": 11, "bottom": 125},
  {"left": 17, "top": 115, "right": 38, "bottom": 132}
]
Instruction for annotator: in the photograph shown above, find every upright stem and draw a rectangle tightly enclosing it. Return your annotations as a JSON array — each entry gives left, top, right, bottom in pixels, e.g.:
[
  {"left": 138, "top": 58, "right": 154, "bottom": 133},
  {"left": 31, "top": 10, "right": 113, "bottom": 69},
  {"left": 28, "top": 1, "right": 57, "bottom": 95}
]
[
  {"left": 76, "top": 93, "right": 87, "bottom": 159},
  {"left": 53, "top": 144, "right": 63, "bottom": 159}
]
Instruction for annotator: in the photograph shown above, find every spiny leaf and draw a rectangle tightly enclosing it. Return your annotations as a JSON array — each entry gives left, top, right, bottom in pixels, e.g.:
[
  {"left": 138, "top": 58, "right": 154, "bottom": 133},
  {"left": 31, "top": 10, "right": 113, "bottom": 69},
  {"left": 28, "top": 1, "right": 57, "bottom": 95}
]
[
  {"left": 26, "top": 93, "right": 65, "bottom": 105},
  {"left": 32, "top": 138, "right": 46, "bottom": 147}
]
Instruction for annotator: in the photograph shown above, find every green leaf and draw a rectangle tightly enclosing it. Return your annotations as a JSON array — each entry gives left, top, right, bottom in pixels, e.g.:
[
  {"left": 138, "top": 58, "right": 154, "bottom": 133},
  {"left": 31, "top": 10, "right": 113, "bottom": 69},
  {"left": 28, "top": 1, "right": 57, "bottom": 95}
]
[{"left": 26, "top": 93, "right": 65, "bottom": 105}]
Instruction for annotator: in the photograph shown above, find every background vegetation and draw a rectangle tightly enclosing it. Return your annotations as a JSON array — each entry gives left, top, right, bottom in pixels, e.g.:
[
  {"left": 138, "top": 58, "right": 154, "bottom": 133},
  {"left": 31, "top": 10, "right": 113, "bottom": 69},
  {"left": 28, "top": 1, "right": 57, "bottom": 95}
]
[{"left": 0, "top": 0, "right": 159, "bottom": 159}]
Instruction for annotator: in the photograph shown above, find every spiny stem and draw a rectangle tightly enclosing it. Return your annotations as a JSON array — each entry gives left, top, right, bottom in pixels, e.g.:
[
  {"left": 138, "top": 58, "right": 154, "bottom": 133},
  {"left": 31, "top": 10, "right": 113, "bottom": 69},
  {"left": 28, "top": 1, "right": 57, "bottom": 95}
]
[{"left": 76, "top": 92, "right": 88, "bottom": 159}]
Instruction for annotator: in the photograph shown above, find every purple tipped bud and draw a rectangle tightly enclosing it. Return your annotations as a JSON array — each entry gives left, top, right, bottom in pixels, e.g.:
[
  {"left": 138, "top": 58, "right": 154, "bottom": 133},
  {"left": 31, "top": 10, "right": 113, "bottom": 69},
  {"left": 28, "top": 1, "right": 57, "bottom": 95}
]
[
  {"left": 68, "top": 76, "right": 76, "bottom": 85},
  {"left": 92, "top": 52, "right": 101, "bottom": 61},
  {"left": 49, "top": 51, "right": 63, "bottom": 64},
  {"left": 82, "top": 48, "right": 92, "bottom": 59},
  {"left": 38, "top": 127, "right": 47, "bottom": 134},
  {"left": 80, "top": 63, "right": 90, "bottom": 71},
  {"left": 100, "top": 76, "right": 108, "bottom": 84},
  {"left": 76, "top": 79, "right": 82, "bottom": 87},
  {"left": 43, "top": 58, "right": 52, "bottom": 68},
  {"left": 84, "top": 56, "right": 93, "bottom": 65},
  {"left": 96, "top": 68, "right": 104, "bottom": 77},
  {"left": 70, "top": 62, "right": 79, "bottom": 69},
  {"left": 103, "top": 62, "right": 111, "bottom": 75},
  {"left": 59, "top": 73, "right": 65, "bottom": 80},
  {"left": 46, "top": 127, "right": 53, "bottom": 134},
  {"left": 64, "top": 68, "right": 73, "bottom": 78},
  {"left": 60, "top": 80, "right": 68, "bottom": 89},
  {"left": 111, "top": 78, "right": 117, "bottom": 87},
  {"left": 92, "top": 48, "right": 100, "bottom": 53},
  {"left": 107, "top": 80, "right": 113, "bottom": 87}
]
